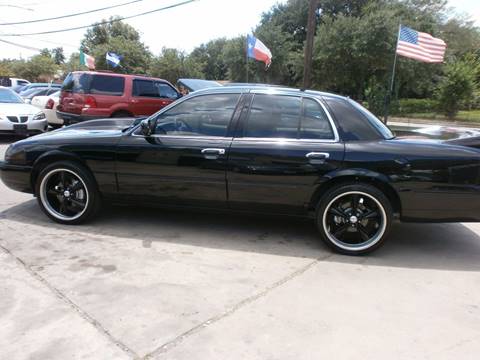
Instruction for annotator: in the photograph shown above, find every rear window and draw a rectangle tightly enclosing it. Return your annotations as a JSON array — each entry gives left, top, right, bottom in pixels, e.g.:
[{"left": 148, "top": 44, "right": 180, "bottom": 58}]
[
  {"left": 323, "top": 97, "right": 382, "bottom": 141},
  {"left": 62, "top": 73, "right": 124, "bottom": 96},
  {"left": 89, "top": 75, "right": 124, "bottom": 96}
]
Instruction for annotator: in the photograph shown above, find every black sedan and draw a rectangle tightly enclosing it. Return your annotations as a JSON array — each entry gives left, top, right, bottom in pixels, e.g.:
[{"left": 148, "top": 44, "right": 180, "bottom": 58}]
[{"left": 1, "top": 85, "right": 480, "bottom": 255}]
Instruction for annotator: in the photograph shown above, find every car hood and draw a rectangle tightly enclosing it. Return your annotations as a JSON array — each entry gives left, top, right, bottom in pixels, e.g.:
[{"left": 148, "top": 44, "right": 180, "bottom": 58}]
[
  {"left": 0, "top": 102, "right": 42, "bottom": 116},
  {"left": 30, "top": 117, "right": 142, "bottom": 142}
]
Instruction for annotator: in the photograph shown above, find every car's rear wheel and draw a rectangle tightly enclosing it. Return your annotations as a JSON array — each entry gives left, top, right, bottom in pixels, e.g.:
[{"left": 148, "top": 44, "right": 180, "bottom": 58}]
[
  {"left": 35, "top": 161, "right": 100, "bottom": 224},
  {"left": 316, "top": 184, "right": 392, "bottom": 255}
]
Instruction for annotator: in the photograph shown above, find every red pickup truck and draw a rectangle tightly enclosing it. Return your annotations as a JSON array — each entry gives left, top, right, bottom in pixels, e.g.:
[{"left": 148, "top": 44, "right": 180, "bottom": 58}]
[{"left": 57, "top": 71, "right": 181, "bottom": 124}]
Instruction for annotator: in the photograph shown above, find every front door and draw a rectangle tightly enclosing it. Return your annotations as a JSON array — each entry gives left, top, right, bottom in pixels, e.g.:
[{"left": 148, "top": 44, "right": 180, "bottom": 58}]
[
  {"left": 116, "top": 92, "right": 242, "bottom": 208},
  {"left": 227, "top": 93, "right": 345, "bottom": 215},
  {"left": 130, "top": 79, "right": 178, "bottom": 116}
]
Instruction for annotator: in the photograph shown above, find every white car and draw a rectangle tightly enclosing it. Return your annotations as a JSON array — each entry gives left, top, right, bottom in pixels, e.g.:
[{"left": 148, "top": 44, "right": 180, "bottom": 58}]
[
  {"left": 31, "top": 90, "right": 63, "bottom": 128},
  {"left": 0, "top": 87, "right": 48, "bottom": 136}
]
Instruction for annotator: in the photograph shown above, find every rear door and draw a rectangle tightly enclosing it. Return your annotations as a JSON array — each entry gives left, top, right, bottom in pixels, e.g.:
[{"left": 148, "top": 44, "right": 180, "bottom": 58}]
[
  {"left": 116, "top": 92, "right": 243, "bottom": 208},
  {"left": 227, "top": 92, "right": 345, "bottom": 215},
  {"left": 88, "top": 75, "right": 125, "bottom": 116}
]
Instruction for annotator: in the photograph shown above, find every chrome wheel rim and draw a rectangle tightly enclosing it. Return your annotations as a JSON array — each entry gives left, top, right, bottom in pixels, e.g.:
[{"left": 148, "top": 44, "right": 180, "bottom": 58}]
[
  {"left": 39, "top": 168, "right": 89, "bottom": 221},
  {"left": 322, "top": 191, "right": 387, "bottom": 251}
]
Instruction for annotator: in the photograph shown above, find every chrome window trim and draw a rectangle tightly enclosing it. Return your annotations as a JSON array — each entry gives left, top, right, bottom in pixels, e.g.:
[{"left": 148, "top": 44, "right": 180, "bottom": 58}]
[
  {"left": 131, "top": 91, "right": 341, "bottom": 144},
  {"left": 234, "top": 137, "right": 338, "bottom": 144},
  {"left": 131, "top": 132, "right": 233, "bottom": 140}
]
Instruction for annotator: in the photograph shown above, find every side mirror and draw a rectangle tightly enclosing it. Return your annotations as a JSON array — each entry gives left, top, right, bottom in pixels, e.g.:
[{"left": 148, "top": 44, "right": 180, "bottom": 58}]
[
  {"left": 140, "top": 119, "right": 153, "bottom": 136},
  {"left": 176, "top": 92, "right": 183, "bottom": 99}
]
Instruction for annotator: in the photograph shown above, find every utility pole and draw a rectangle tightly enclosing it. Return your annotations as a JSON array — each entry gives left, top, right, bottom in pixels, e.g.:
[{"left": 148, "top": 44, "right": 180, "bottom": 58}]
[{"left": 303, "top": 0, "right": 318, "bottom": 89}]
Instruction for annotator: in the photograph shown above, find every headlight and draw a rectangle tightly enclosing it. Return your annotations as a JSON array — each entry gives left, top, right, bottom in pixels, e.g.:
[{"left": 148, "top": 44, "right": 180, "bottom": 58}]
[
  {"left": 4, "top": 145, "right": 26, "bottom": 164},
  {"left": 33, "top": 112, "right": 46, "bottom": 121}
]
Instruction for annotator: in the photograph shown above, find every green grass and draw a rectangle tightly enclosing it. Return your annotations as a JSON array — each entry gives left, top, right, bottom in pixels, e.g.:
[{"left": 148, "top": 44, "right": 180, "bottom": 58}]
[{"left": 394, "top": 109, "right": 480, "bottom": 123}]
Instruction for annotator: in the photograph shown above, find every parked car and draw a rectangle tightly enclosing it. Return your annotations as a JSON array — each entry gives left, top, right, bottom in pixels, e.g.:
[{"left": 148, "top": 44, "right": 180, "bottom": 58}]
[
  {"left": 57, "top": 71, "right": 181, "bottom": 125},
  {"left": 2, "top": 85, "right": 480, "bottom": 255},
  {"left": 22, "top": 87, "right": 59, "bottom": 104},
  {"left": 176, "top": 78, "right": 222, "bottom": 95},
  {"left": 12, "top": 84, "right": 28, "bottom": 93},
  {"left": 31, "top": 90, "right": 62, "bottom": 128},
  {"left": 0, "top": 86, "right": 48, "bottom": 136},
  {"left": 0, "top": 77, "right": 30, "bottom": 88},
  {"left": 19, "top": 82, "right": 61, "bottom": 95}
]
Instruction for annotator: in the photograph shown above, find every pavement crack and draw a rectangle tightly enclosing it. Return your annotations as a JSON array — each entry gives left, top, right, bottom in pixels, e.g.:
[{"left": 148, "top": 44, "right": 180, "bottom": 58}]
[
  {"left": 143, "top": 253, "right": 333, "bottom": 359},
  {"left": 0, "top": 243, "right": 140, "bottom": 360}
]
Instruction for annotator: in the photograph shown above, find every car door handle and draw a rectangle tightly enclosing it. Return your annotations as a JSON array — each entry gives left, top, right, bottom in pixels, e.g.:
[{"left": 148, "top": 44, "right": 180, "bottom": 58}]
[
  {"left": 306, "top": 152, "right": 330, "bottom": 163},
  {"left": 201, "top": 148, "right": 225, "bottom": 159}
]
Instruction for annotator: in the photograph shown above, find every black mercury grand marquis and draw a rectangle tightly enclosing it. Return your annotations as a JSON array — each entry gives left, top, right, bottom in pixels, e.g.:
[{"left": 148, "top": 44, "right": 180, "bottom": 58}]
[{"left": 2, "top": 86, "right": 480, "bottom": 255}]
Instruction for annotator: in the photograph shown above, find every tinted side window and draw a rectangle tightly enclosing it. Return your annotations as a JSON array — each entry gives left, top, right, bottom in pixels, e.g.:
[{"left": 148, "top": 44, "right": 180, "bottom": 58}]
[
  {"left": 155, "top": 94, "right": 240, "bottom": 137},
  {"left": 324, "top": 97, "right": 381, "bottom": 141},
  {"left": 89, "top": 75, "right": 124, "bottom": 96},
  {"left": 244, "top": 94, "right": 301, "bottom": 139},
  {"left": 300, "top": 98, "right": 334, "bottom": 139},
  {"left": 156, "top": 82, "right": 178, "bottom": 99},
  {"left": 133, "top": 79, "right": 158, "bottom": 97}
]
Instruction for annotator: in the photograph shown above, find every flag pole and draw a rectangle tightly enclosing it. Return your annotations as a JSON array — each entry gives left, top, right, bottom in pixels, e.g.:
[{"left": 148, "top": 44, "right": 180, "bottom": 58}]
[
  {"left": 384, "top": 23, "right": 401, "bottom": 124},
  {"left": 245, "top": 35, "right": 249, "bottom": 83}
]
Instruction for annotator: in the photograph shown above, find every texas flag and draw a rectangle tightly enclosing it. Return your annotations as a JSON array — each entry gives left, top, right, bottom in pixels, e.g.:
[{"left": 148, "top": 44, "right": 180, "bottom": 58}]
[{"left": 247, "top": 34, "right": 272, "bottom": 68}]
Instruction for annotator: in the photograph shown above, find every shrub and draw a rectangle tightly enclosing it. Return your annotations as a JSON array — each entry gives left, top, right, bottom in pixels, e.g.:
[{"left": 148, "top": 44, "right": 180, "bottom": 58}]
[
  {"left": 435, "top": 60, "right": 477, "bottom": 119},
  {"left": 393, "top": 98, "right": 438, "bottom": 115}
]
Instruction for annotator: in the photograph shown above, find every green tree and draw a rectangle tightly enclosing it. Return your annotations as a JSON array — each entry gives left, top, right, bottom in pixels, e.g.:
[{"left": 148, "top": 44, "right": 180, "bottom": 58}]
[
  {"left": 150, "top": 48, "right": 202, "bottom": 84},
  {"left": 0, "top": 61, "right": 13, "bottom": 76},
  {"left": 52, "top": 47, "right": 65, "bottom": 65},
  {"left": 39, "top": 48, "right": 51, "bottom": 58},
  {"left": 190, "top": 38, "right": 228, "bottom": 80},
  {"left": 12, "top": 54, "right": 57, "bottom": 81},
  {"left": 435, "top": 58, "right": 477, "bottom": 118},
  {"left": 81, "top": 17, "right": 152, "bottom": 74},
  {"left": 222, "top": 36, "right": 248, "bottom": 82},
  {"left": 62, "top": 52, "right": 83, "bottom": 74}
]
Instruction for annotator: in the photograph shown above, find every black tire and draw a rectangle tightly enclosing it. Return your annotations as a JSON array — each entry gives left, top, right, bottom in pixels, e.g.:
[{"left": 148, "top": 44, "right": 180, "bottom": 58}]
[
  {"left": 111, "top": 111, "right": 132, "bottom": 118},
  {"left": 35, "top": 161, "right": 101, "bottom": 225},
  {"left": 316, "top": 183, "right": 393, "bottom": 255}
]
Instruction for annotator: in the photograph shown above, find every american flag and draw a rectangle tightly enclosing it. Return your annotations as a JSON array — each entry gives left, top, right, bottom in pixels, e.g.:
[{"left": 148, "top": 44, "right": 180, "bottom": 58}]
[{"left": 396, "top": 25, "right": 446, "bottom": 63}]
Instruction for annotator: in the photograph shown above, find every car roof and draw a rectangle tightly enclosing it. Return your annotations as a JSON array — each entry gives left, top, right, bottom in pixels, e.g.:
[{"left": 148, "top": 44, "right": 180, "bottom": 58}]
[
  {"left": 191, "top": 84, "right": 347, "bottom": 100},
  {"left": 177, "top": 78, "right": 222, "bottom": 91},
  {"left": 70, "top": 70, "right": 171, "bottom": 83}
]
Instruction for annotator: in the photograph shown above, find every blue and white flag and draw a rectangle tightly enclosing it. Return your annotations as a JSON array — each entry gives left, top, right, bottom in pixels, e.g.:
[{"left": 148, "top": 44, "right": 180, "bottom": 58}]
[{"left": 106, "top": 52, "right": 122, "bottom": 67}]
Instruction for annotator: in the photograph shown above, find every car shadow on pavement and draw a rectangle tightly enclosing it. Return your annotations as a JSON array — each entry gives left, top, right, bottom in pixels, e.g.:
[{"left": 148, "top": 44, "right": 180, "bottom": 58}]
[
  {"left": 0, "top": 135, "right": 19, "bottom": 145},
  {"left": 2, "top": 199, "right": 480, "bottom": 272}
]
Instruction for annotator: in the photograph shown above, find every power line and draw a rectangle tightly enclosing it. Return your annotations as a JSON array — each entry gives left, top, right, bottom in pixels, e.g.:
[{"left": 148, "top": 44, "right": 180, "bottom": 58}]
[
  {"left": 0, "top": 4, "right": 34, "bottom": 12},
  {"left": 0, "top": 18, "right": 78, "bottom": 49},
  {"left": 0, "top": 38, "right": 42, "bottom": 51},
  {"left": 0, "top": 0, "right": 147, "bottom": 26},
  {"left": 0, "top": 0, "right": 197, "bottom": 36}
]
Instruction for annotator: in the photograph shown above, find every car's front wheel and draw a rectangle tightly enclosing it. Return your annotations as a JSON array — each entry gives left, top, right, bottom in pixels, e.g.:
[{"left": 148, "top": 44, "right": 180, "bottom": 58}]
[
  {"left": 36, "top": 161, "right": 101, "bottom": 224},
  {"left": 316, "top": 183, "right": 392, "bottom": 255}
]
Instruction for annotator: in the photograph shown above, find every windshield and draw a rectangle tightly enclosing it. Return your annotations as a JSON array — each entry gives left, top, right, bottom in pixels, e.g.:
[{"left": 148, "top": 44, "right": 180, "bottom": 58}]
[
  {"left": 0, "top": 88, "right": 23, "bottom": 103},
  {"left": 349, "top": 99, "right": 395, "bottom": 139}
]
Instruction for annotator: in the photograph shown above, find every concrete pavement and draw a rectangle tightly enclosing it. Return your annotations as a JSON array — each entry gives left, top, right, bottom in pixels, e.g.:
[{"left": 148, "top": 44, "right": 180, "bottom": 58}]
[{"left": 1, "top": 138, "right": 480, "bottom": 359}]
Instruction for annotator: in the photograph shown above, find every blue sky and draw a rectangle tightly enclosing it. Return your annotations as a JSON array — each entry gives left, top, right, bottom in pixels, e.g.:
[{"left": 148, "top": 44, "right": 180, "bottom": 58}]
[{"left": 0, "top": 0, "right": 478, "bottom": 60}]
